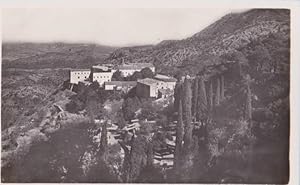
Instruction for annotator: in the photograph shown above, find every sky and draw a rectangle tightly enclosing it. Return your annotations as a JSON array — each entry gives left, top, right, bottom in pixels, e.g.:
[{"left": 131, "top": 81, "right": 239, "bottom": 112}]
[{"left": 2, "top": 8, "right": 245, "bottom": 47}]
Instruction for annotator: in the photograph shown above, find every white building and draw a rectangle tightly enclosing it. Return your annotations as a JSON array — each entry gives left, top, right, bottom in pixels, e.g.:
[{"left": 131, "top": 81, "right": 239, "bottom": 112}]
[
  {"left": 69, "top": 69, "right": 91, "bottom": 84},
  {"left": 153, "top": 74, "right": 177, "bottom": 90},
  {"left": 69, "top": 63, "right": 156, "bottom": 87},
  {"left": 116, "top": 63, "right": 155, "bottom": 77},
  {"left": 91, "top": 71, "right": 114, "bottom": 86},
  {"left": 136, "top": 74, "right": 177, "bottom": 98},
  {"left": 136, "top": 78, "right": 161, "bottom": 98},
  {"left": 104, "top": 81, "right": 137, "bottom": 92}
]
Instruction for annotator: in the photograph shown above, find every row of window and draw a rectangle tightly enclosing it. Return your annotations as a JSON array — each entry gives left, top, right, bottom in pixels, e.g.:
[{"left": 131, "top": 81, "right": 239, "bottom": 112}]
[
  {"left": 74, "top": 72, "right": 90, "bottom": 75},
  {"left": 93, "top": 75, "right": 111, "bottom": 79},
  {"left": 77, "top": 76, "right": 88, "bottom": 79}
]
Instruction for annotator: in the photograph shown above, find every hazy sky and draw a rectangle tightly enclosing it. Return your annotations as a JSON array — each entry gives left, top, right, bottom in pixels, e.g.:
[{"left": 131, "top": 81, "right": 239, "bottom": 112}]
[{"left": 2, "top": 8, "right": 245, "bottom": 46}]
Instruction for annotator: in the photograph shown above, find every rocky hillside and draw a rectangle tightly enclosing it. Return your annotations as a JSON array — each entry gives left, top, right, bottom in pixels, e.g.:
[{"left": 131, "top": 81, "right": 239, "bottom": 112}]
[
  {"left": 1, "top": 42, "right": 117, "bottom": 130},
  {"left": 2, "top": 42, "right": 117, "bottom": 69},
  {"left": 105, "top": 9, "right": 290, "bottom": 75}
]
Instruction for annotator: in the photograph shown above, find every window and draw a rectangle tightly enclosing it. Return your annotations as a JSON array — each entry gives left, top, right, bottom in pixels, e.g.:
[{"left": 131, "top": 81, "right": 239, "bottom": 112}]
[{"left": 78, "top": 76, "right": 80, "bottom": 79}]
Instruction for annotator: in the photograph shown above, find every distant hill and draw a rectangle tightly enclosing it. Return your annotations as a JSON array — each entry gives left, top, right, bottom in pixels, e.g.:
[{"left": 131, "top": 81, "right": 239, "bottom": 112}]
[
  {"left": 105, "top": 9, "right": 290, "bottom": 76},
  {"left": 2, "top": 42, "right": 117, "bottom": 69}
]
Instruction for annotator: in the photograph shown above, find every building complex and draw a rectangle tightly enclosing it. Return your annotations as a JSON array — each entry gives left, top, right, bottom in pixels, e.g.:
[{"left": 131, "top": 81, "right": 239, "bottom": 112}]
[{"left": 69, "top": 63, "right": 177, "bottom": 98}]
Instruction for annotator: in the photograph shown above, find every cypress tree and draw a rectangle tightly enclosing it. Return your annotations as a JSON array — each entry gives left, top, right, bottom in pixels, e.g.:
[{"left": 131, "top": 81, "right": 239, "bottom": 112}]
[
  {"left": 215, "top": 78, "right": 220, "bottom": 106},
  {"left": 181, "top": 78, "right": 194, "bottom": 182},
  {"left": 146, "top": 142, "right": 153, "bottom": 166},
  {"left": 100, "top": 122, "right": 108, "bottom": 160},
  {"left": 221, "top": 75, "right": 225, "bottom": 101},
  {"left": 182, "top": 78, "right": 193, "bottom": 147},
  {"left": 174, "top": 99, "right": 184, "bottom": 176},
  {"left": 209, "top": 81, "right": 213, "bottom": 112},
  {"left": 191, "top": 77, "right": 199, "bottom": 118},
  {"left": 245, "top": 75, "right": 252, "bottom": 120},
  {"left": 174, "top": 82, "right": 182, "bottom": 111},
  {"left": 196, "top": 76, "right": 208, "bottom": 121},
  {"left": 119, "top": 141, "right": 131, "bottom": 182}
]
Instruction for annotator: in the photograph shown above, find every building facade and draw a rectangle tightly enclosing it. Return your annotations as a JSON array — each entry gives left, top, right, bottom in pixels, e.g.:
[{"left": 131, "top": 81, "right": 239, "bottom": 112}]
[
  {"left": 136, "top": 74, "right": 177, "bottom": 98},
  {"left": 117, "top": 63, "right": 155, "bottom": 77},
  {"left": 136, "top": 78, "right": 159, "bottom": 98},
  {"left": 69, "top": 69, "right": 91, "bottom": 84},
  {"left": 91, "top": 71, "right": 114, "bottom": 86},
  {"left": 153, "top": 74, "right": 177, "bottom": 90},
  {"left": 104, "top": 81, "right": 137, "bottom": 92}
]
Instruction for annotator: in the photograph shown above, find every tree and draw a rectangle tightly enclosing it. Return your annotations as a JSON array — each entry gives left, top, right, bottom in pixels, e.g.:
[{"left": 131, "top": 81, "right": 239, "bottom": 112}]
[
  {"left": 115, "top": 111, "right": 127, "bottom": 128},
  {"left": 137, "top": 100, "right": 157, "bottom": 121},
  {"left": 129, "top": 71, "right": 143, "bottom": 81},
  {"left": 215, "top": 78, "right": 220, "bottom": 106},
  {"left": 208, "top": 81, "right": 213, "bottom": 112},
  {"left": 100, "top": 122, "right": 108, "bottom": 160},
  {"left": 174, "top": 82, "right": 182, "bottom": 111},
  {"left": 182, "top": 79, "right": 193, "bottom": 146},
  {"left": 233, "top": 51, "right": 248, "bottom": 77},
  {"left": 221, "top": 75, "right": 225, "bottom": 101},
  {"left": 174, "top": 99, "right": 184, "bottom": 176},
  {"left": 191, "top": 77, "right": 199, "bottom": 118},
  {"left": 112, "top": 70, "right": 124, "bottom": 81},
  {"left": 140, "top": 67, "right": 154, "bottom": 79},
  {"left": 181, "top": 78, "right": 194, "bottom": 181},
  {"left": 86, "top": 87, "right": 100, "bottom": 124},
  {"left": 119, "top": 141, "right": 131, "bottom": 182},
  {"left": 196, "top": 76, "right": 208, "bottom": 121},
  {"left": 128, "top": 135, "right": 149, "bottom": 182},
  {"left": 244, "top": 74, "right": 252, "bottom": 120},
  {"left": 249, "top": 44, "right": 272, "bottom": 72},
  {"left": 122, "top": 97, "right": 141, "bottom": 121}
]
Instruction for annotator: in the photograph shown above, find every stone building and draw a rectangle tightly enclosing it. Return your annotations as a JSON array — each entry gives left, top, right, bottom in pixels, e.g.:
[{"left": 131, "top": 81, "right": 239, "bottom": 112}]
[
  {"left": 153, "top": 74, "right": 177, "bottom": 90},
  {"left": 136, "top": 74, "right": 177, "bottom": 98},
  {"left": 136, "top": 78, "right": 161, "bottom": 98},
  {"left": 116, "top": 63, "right": 155, "bottom": 77},
  {"left": 104, "top": 81, "right": 137, "bottom": 92},
  {"left": 69, "top": 69, "right": 91, "bottom": 84}
]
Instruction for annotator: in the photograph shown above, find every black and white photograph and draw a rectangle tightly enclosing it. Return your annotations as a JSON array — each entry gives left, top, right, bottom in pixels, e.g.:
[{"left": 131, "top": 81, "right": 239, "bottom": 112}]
[{"left": 0, "top": 5, "right": 293, "bottom": 184}]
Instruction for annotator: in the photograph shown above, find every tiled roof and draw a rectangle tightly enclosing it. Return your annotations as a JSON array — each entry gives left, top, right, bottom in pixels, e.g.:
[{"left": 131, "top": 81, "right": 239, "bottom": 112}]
[
  {"left": 117, "top": 63, "right": 154, "bottom": 70},
  {"left": 70, "top": 69, "right": 90, "bottom": 72},
  {"left": 105, "top": 81, "right": 137, "bottom": 86},
  {"left": 154, "top": 74, "right": 177, "bottom": 82}
]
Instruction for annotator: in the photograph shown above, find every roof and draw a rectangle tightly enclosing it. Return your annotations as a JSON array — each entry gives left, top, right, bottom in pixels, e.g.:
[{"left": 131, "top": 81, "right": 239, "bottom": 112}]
[
  {"left": 137, "top": 78, "right": 161, "bottom": 86},
  {"left": 92, "top": 65, "right": 110, "bottom": 71},
  {"left": 70, "top": 69, "right": 90, "bottom": 72},
  {"left": 117, "top": 63, "right": 154, "bottom": 70},
  {"left": 105, "top": 81, "right": 137, "bottom": 86},
  {"left": 154, "top": 74, "right": 177, "bottom": 82}
]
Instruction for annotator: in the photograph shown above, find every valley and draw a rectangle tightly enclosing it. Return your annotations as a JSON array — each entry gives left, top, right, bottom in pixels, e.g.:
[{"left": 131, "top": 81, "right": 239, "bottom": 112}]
[{"left": 1, "top": 9, "right": 290, "bottom": 183}]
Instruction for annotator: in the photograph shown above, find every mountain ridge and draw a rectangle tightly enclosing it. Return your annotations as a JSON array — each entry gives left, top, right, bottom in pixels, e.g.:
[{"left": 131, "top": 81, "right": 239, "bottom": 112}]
[
  {"left": 2, "top": 42, "right": 118, "bottom": 69},
  {"left": 104, "top": 9, "right": 290, "bottom": 75}
]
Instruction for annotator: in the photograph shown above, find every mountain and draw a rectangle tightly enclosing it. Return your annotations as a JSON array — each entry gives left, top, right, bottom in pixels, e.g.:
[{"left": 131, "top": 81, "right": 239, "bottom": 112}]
[
  {"left": 105, "top": 9, "right": 290, "bottom": 76},
  {"left": 2, "top": 42, "right": 117, "bottom": 69}
]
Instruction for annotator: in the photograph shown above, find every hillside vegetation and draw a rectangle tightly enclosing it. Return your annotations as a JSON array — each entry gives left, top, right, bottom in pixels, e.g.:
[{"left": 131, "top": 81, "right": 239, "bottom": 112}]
[
  {"left": 1, "top": 9, "right": 290, "bottom": 183},
  {"left": 105, "top": 9, "right": 289, "bottom": 75},
  {"left": 2, "top": 42, "right": 117, "bottom": 69}
]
